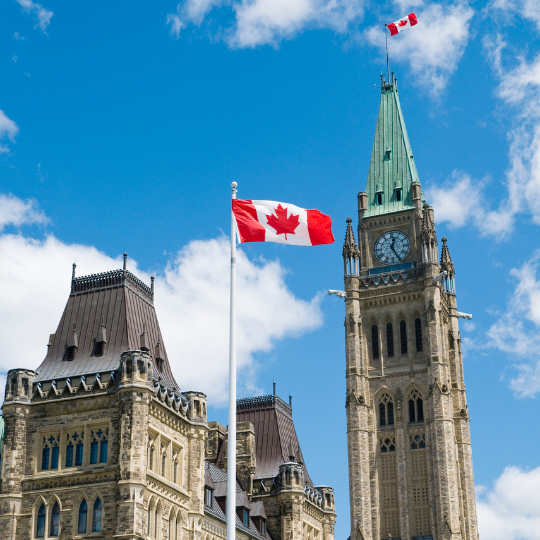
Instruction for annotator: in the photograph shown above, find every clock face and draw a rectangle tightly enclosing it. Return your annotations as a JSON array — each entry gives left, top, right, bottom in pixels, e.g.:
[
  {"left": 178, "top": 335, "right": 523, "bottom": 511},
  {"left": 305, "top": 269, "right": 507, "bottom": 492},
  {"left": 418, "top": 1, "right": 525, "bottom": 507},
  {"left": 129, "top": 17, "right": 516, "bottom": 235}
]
[{"left": 374, "top": 230, "right": 410, "bottom": 265}]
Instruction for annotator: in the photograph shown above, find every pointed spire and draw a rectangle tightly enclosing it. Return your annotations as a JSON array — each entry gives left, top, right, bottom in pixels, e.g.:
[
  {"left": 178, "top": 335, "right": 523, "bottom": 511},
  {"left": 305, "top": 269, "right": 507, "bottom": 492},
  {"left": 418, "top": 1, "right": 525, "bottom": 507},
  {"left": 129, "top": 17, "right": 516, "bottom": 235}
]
[
  {"left": 421, "top": 203, "right": 437, "bottom": 246},
  {"left": 343, "top": 218, "right": 360, "bottom": 276},
  {"left": 440, "top": 237, "right": 455, "bottom": 277}
]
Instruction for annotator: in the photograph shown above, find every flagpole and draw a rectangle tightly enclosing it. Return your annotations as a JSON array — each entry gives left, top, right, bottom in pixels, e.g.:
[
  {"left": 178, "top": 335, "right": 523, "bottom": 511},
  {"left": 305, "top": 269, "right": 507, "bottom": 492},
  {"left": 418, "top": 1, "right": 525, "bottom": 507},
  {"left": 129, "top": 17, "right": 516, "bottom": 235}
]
[
  {"left": 385, "top": 24, "right": 390, "bottom": 82},
  {"left": 227, "top": 181, "right": 238, "bottom": 540}
]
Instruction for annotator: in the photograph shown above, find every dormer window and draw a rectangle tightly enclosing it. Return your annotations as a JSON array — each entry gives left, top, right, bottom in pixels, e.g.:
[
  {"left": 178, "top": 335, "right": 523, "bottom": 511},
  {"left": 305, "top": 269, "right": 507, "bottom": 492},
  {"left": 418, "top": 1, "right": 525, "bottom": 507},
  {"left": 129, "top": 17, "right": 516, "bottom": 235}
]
[
  {"left": 261, "top": 519, "right": 266, "bottom": 535},
  {"left": 67, "top": 346, "right": 77, "bottom": 361},
  {"left": 95, "top": 342, "right": 104, "bottom": 357},
  {"left": 395, "top": 189, "right": 402, "bottom": 202},
  {"left": 394, "top": 182, "right": 402, "bottom": 202},
  {"left": 95, "top": 319, "right": 107, "bottom": 357},
  {"left": 205, "top": 486, "right": 213, "bottom": 507},
  {"left": 383, "top": 147, "right": 392, "bottom": 161},
  {"left": 375, "top": 184, "right": 384, "bottom": 205},
  {"left": 243, "top": 509, "right": 250, "bottom": 527}
]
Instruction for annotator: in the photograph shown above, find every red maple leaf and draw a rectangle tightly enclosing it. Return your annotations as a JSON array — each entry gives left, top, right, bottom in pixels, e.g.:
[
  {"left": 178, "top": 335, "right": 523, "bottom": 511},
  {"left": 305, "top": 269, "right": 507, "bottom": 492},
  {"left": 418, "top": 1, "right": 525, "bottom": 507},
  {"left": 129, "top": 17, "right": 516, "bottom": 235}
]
[
  {"left": 266, "top": 204, "right": 300, "bottom": 240},
  {"left": 398, "top": 18, "right": 408, "bottom": 27}
]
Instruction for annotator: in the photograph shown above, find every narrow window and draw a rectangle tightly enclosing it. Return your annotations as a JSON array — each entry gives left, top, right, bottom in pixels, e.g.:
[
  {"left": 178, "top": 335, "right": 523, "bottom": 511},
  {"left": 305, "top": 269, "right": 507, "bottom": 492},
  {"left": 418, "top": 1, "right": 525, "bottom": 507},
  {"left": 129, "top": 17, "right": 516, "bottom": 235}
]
[
  {"left": 67, "top": 346, "right": 75, "bottom": 361},
  {"left": 75, "top": 441, "right": 84, "bottom": 466},
  {"left": 78, "top": 500, "right": 88, "bottom": 533},
  {"left": 387, "top": 402, "right": 394, "bottom": 426},
  {"left": 65, "top": 443, "right": 74, "bottom": 467},
  {"left": 22, "top": 378, "right": 29, "bottom": 395},
  {"left": 417, "top": 398, "right": 424, "bottom": 422},
  {"left": 261, "top": 519, "right": 266, "bottom": 535},
  {"left": 174, "top": 461, "right": 178, "bottom": 484},
  {"left": 95, "top": 341, "right": 104, "bottom": 357},
  {"left": 51, "top": 444, "right": 59, "bottom": 470},
  {"left": 42, "top": 446, "right": 50, "bottom": 471},
  {"left": 90, "top": 440, "right": 98, "bottom": 464},
  {"left": 11, "top": 377, "right": 18, "bottom": 394},
  {"left": 409, "top": 399, "right": 416, "bottom": 423},
  {"left": 377, "top": 193, "right": 383, "bottom": 205},
  {"left": 169, "top": 515, "right": 174, "bottom": 540},
  {"left": 155, "top": 506, "right": 159, "bottom": 538},
  {"left": 386, "top": 322, "right": 394, "bottom": 357},
  {"left": 396, "top": 189, "right": 402, "bottom": 202},
  {"left": 162, "top": 453, "right": 166, "bottom": 477},
  {"left": 379, "top": 402, "right": 386, "bottom": 427},
  {"left": 36, "top": 504, "right": 46, "bottom": 537},
  {"left": 50, "top": 502, "right": 60, "bottom": 536},
  {"left": 371, "top": 325, "right": 379, "bottom": 359},
  {"left": 205, "top": 487, "right": 213, "bottom": 507},
  {"left": 415, "top": 317, "right": 423, "bottom": 352},
  {"left": 100, "top": 439, "right": 108, "bottom": 463},
  {"left": 149, "top": 447, "right": 154, "bottom": 471},
  {"left": 147, "top": 506, "right": 152, "bottom": 535},
  {"left": 92, "top": 498, "right": 102, "bottom": 532},
  {"left": 243, "top": 509, "right": 250, "bottom": 526},
  {"left": 400, "top": 320, "right": 407, "bottom": 354}
]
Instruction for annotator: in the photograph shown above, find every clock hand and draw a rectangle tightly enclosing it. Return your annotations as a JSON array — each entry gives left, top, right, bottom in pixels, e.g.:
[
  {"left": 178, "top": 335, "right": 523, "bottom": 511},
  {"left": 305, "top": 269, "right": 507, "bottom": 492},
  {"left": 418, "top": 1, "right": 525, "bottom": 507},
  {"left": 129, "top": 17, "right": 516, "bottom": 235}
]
[{"left": 390, "top": 238, "right": 399, "bottom": 257}]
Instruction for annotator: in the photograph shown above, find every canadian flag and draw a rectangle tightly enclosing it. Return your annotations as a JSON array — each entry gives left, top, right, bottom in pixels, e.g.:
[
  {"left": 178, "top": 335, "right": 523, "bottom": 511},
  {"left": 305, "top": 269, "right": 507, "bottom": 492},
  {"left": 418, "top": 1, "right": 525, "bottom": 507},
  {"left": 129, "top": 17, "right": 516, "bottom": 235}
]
[
  {"left": 387, "top": 12, "right": 418, "bottom": 36},
  {"left": 232, "top": 199, "right": 334, "bottom": 246}
]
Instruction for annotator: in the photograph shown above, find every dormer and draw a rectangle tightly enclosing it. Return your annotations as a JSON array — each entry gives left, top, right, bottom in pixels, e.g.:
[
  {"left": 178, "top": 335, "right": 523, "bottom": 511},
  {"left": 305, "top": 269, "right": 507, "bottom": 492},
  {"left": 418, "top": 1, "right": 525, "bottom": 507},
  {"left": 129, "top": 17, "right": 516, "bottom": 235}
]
[
  {"left": 95, "top": 318, "right": 107, "bottom": 357},
  {"left": 66, "top": 322, "right": 78, "bottom": 361}
]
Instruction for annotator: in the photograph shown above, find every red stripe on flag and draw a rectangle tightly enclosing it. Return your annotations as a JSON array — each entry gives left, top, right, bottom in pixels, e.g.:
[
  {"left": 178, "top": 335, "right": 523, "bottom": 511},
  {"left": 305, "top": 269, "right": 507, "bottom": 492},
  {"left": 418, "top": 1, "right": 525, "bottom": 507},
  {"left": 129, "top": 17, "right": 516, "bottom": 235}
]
[
  {"left": 387, "top": 23, "right": 399, "bottom": 36},
  {"left": 232, "top": 199, "right": 266, "bottom": 243},
  {"left": 409, "top": 12, "right": 418, "bottom": 26},
  {"left": 306, "top": 209, "right": 335, "bottom": 246}
]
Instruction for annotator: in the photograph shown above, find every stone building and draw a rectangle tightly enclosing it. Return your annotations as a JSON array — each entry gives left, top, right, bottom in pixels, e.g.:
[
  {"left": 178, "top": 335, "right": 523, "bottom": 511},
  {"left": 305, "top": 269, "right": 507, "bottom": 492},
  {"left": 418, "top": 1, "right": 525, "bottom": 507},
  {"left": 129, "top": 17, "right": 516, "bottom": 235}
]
[
  {"left": 0, "top": 258, "right": 335, "bottom": 540},
  {"left": 342, "top": 74, "right": 478, "bottom": 540}
]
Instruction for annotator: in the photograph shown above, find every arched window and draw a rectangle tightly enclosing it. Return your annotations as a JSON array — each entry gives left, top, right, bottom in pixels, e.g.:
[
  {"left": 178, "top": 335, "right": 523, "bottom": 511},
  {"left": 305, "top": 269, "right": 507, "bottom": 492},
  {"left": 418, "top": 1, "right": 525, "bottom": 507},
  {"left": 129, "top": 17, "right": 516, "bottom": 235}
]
[
  {"left": 36, "top": 504, "right": 46, "bottom": 538},
  {"left": 148, "top": 504, "right": 152, "bottom": 536},
  {"left": 162, "top": 452, "right": 166, "bottom": 477},
  {"left": 169, "top": 512, "right": 175, "bottom": 540},
  {"left": 408, "top": 390, "right": 424, "bottom": 424},
  {"left": 78, "top": 500, "right": 88, "bottom": 533},
  {"left": 415, "top": 317, "right": 423, "bottom": 352},
  {"left": 400, "top": 320, "right": 407, "bottom": 354},
  {"left": 379, "top": 394, "right": 394, "bottom": 427},
  {"left": 100, "top": 438, "right": 108, "bottom": 463},
  {"left": 371, "top": 325, "right": 379, "bottom": 359},
  {"left": 50, "top": 502, "right": 60, "bottom": 536},
  {"left": 155, "top": 502, "right": 161, "bottom": 539},
  {"left": 51, "top": 444, "right": 59, "bottom": 470},
  {"left": 410, "top": 434, "right": 426, "bottom": 450},
  {"left": 386, "top": 322, "right": 394, "bottom": 357},
  {"left": 92, "top": 498, "right": 102, "bottom": 532}
]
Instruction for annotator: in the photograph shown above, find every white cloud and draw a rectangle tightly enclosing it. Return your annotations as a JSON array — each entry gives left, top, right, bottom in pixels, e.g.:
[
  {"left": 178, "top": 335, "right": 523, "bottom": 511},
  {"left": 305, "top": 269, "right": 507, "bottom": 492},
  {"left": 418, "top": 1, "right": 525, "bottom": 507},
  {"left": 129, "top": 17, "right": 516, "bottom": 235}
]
[
  {"left": 486, "top": 252, "right": 540, "bottom": 397},
  {"left": 15, "top": 0, "right": 53, "bottom": 33},
  {"left": 167, "top": 0, "right": 366, "bottom": 47},
  {"left": 363, "top": 2, "right": 474, "bottom": 95},
  {"left": 0, "top": 110, "right": 19, "bottom": 154},
  {"left": 0, "top": 232, "right": 322, "bottom": 406},
  {"left": 0, "top": 193, "right": 49, "bottom": 231},
  {"left": 477, "top": 466, "right": 540, "bottom": 540},
  {"left": 490, "top": 0, "right": 540, "bottom": 29}
]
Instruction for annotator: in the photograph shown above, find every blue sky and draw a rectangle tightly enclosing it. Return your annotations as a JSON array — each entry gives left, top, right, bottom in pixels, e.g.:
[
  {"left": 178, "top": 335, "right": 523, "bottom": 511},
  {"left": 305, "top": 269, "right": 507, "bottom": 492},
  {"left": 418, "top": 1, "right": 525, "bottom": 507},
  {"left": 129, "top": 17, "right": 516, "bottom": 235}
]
[{"left": 2, "top": 0, "right": 540, "bottom": 538}]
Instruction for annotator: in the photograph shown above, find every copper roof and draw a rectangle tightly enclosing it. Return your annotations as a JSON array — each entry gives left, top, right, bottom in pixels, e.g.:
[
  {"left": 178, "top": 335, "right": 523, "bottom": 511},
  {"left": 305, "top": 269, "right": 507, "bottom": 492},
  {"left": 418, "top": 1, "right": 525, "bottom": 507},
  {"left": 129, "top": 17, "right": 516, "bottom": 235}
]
[
  {"left": 34, "top": 268, "right": 178, "bottom": 389},
  {"left": 236, "top": 395, "right": 313, "bottom": 487}
]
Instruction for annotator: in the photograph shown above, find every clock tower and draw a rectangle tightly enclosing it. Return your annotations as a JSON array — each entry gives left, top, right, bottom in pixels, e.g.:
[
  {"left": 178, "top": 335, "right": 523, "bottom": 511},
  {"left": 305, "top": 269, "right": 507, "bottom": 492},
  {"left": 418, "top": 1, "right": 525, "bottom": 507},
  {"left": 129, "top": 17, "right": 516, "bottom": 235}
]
[{"left": 342, "top": 74, "right": 478, "bottom": 540}]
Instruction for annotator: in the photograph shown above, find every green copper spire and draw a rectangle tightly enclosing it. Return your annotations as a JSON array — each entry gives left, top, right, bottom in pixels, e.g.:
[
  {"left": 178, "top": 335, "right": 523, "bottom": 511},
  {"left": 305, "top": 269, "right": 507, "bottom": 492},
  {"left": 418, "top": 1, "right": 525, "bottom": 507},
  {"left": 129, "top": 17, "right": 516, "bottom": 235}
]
[{"left": 364, "top": 74, "right": 421, "bottom": 217}]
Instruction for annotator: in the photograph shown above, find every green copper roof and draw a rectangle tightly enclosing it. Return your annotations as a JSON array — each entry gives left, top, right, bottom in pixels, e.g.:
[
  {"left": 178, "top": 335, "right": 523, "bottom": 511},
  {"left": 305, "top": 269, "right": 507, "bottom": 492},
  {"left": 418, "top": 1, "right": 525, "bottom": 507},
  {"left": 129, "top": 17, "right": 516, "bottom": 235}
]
[{"left": 364, "top": 75, "right": 421, "bottom": 217}]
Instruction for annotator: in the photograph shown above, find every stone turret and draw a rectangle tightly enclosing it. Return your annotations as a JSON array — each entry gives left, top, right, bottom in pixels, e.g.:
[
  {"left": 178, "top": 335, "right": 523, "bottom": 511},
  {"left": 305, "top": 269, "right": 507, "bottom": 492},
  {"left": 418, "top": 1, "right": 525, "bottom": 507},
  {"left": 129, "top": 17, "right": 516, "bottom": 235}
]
[
  {"left": 440, "top": 237, "right": 456, "bottom": 294},
  {"left": 343, "top": 217, "right": 360, "bottom": 276}
]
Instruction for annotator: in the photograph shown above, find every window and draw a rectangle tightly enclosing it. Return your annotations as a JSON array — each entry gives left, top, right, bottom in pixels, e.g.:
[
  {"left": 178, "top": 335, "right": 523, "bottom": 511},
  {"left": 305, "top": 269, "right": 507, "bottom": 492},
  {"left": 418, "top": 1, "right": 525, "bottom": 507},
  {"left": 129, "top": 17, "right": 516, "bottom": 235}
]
[
  {"left": 205, "top": 487, "right": 213, "bottom": 507},
  {"left": 148, "top": 506, "right": 152, "bottom": 536},
  {"left": 51, "top": 444, "right": 59, "bottom": 470},
  {"left": 162, "top": 452, "right": 166, "bottom": 477},
  {"left": 376, "top": 193, "right": 383, "bottom": 205},
  {"left": 410, "top": 434, "right": 426, "bottom": 450},
  {"left": 92, "top": 498, "right": 102, "bottom": 532},
  {"left": 380, "top": 437, "right": 396, "bottom": 453},
  {"left": 22, "top": 378, "right": 29, "bottom": 395},
  {"left": 243, "top": 508, "right": 250, "bottom": 527},
  {"left": 67, "top": 346, "right": 76, "bottom": 361},
  {"left": 95, "top": 341, "right": 104, "bottom": 356},
  {"left": 409, "top": 390, "right": 424, "bottom": 424},
  {"left": 261, "top": 519, "right": 266, "bottom": 535},
  {"left": 36, "top": 504, "right": 46, "bottom": 537},
  {"left": 41, "top": 446, "right": 50, "bottom": 471},
  {"left": 75, "top": 441, "right": 84, "bottom": 466},
  {"left": 100, "top": 439, "right": 108, "bottom": 463},
  {"left": 78, "top": 500, "right": 88, "bottom": 533},
  {"left": 415, "top": 318, "right": 423, "bottom": 352},
  {"left": 386, "top": 322, "right": 394, "bottom": 357},
  {"left": 400, "top": 320, "right": 407, "bottom": 355},
  {"left": 379, "top": 394, "right": 394, "bottom": 427},
  {"left": 395, "top": 189, "right": 402, "bottom": 202},
  {"left": 174, "top": 460, "right": 178, "bottom": 484},
  {"left": 65, "top": 443, "right": 74, "bottom": 467},
  {"left": 371, "top": 325, "right": 379, "bottom": 359},
  {"left": 49, "top": 502, "right": 60, "bottom": 536},
  {"left": 150, "top": 447, "right": 154, "bottom": 471},
  {"left": 90, "top": 440, "right": 98, "bottom": 464}
]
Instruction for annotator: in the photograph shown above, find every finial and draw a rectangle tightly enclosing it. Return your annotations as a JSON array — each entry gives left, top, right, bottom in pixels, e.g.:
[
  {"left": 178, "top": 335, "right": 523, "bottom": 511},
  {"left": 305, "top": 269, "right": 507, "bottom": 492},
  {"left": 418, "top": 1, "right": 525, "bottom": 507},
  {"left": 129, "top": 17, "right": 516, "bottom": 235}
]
[
  {"left": 273, "top": 380, "right": 276, "bottom": 396},
  {"left": 151, "top": 276, "right": 155, "bottom": 293},
  {"left": 72, "top": 263, "right": 77, "bottom": 281},
  {"left": 346, "top": 217, "right": 352, "bottom": 224},
  {"left": 289, "top": 393, "right": 292, "bottom": 408},
  {"left": 442, "top": 236, "right": 447, "bottom": 243},
  {"left": 123, "top": 252, "right": 127, "bottom": 271},
  {"left": 231, "top": 182, "right": 237, "bottom": 189}
]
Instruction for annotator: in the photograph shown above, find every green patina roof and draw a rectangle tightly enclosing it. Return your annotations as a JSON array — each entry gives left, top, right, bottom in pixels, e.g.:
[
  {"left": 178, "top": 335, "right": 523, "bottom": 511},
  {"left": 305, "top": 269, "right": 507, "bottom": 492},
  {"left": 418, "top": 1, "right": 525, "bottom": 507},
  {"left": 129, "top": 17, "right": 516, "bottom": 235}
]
[{"left": 364, "top": 76, "right": 422, "bottom": 217}]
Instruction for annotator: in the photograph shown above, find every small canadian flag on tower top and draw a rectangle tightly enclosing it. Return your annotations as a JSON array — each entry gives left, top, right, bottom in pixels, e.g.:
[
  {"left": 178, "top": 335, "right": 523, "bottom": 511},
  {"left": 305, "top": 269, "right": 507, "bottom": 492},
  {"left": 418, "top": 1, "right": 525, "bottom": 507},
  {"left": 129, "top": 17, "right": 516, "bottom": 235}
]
[
  {"left": 387, "top": 12, "right": 418, "bottom": 36},
  {"left": 232, "top": 199, "right": 334, "bottom": 246}
]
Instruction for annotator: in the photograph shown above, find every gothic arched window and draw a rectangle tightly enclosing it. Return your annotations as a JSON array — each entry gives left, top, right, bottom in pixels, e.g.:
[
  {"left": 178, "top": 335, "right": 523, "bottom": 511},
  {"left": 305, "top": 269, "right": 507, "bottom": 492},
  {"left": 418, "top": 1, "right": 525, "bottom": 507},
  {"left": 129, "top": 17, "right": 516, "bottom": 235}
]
[
  {"left": 415, "top": 318, "right": 423, "bottom": 352},
  {"left": 100, "top": 437, "right": 108, "bottom": 463},
  {"left": 36, "top": 504, "right": 46, "bottom": 538},
  {"left": 92, "top": 498, "right": 102, "bottom": 532},
  {"left": 78, "top": 500, "right": 88, "bottom": 534},
  {"left": 386, "top": 322, "right": 394, "bottom": 357},
  {"left": 51, "top": 443, "right": 59, "bottom": 470},
  {"left": 400, "top": 320, "right": 407, "bottom": 354},
  {"left": 372, "top": 325, "right": 380, "bottom": 359},
  {"left": 162, "top": 452, "right": 167, "bottom": 477},
  {"left": 50, "top": 502, "right": 60, "bottom": 536},
  {"left": 90, "top": 439, "right": 98, "bottom": 464},
  {"left": 75, "top": 440, "right": 84, "bottom": 466},
  {"left": 379, "top": 394, "right": 394, "bottom": 427},
  {"left": 408, "top": 390, "right": 424, "bottom": 424}
]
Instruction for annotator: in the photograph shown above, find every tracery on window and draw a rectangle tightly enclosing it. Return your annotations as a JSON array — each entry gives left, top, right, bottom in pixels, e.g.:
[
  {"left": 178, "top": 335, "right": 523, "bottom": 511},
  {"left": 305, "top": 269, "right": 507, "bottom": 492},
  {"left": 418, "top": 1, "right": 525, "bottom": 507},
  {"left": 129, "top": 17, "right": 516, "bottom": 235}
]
[
  {"left": 89, "top": 428, "right": 109, "bottom": 464},
  {"left": 410, "top": 434, "right": 426, "bottom": 450},
  {"left": 41, "top": 434, "right": 60, "bottom": 471},
  {"left": 408, "top": 390, "right": 424, "bottom": 424},
  {"left": 380, "top": 437, "right": 396, "bottom": 453},
  {"left": 379, "top": 393, "right": 394, "bottom": 427}
]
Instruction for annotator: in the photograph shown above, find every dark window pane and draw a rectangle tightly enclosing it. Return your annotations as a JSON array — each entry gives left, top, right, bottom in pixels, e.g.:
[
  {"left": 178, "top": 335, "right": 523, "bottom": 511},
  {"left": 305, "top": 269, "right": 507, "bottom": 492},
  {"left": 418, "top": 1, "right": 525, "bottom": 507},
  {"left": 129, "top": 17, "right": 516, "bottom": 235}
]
[
  {"left": 400, "top": 320, "right": 408, "bottom": 354},
  {"left": 95, "top": 341, "right": 103, "bottom": 356},
  {"left": 36, "top": 504, "right": 46, "bottom": 538},
  {"left": 174, "top": 461, "right": 178, "bottom": 484},
  {"left": 75, "top": 442, "right": 83, "bottom": 466},
  {"left": 92, "top": 499, "right": 102, "bottom": 532},
  {"left": 90, "top": 441, "right": 98, "bottom": 464},
  {"left": 51, "top": 445, "right": 59, "bottom": 470},
  {"left": 389, "top": 444, "right": 395, "bottom": 452},
  {"left": 78, "top": 500, "right": 88, "bottom": 534},
  {"left": 65, "top": 443, "right": 73, "bottom": 467},
  {"left": 387, "top": 402, "right": 394, "bottom": 425},
  {"left": 41, "top": 447, "right": 50, "bottom": 471},
  {"left": 379, "top": 402, "right": 386, "bottom": 426},
  {"left": 386, "top": 323, "right": 394, "bottom": 357},
  {"left": 411, "top": 441, "right": 417, "bottom": 450},
  {"left": 372, "top": 325, "right": 379, "bottom": 359},
  {"left": 150, "top": 448, "right": 154, "bottom": 471},
  {"left": 244, "top": 509, "right": 249, "bottom": 526},
  {"left": 162, "top": 453, "right": 166, "bottom": 476},
  {"left": 419, "top": 439, "right": 426, "bottom": 449},
  {"left": 100, "top": 439, "right": 108, "bottom": 463},
  {"left": 409, "top": 399, "right": 416, "bottom": 423},
  {"left": 50, "top": 502, "right": 60, "bottom": 536},
  {"left": 417, "top": 399, "right": 424, "bottom": 423},
  {"left": 415, "top": 318, "right": 423, "bottom": 352}
]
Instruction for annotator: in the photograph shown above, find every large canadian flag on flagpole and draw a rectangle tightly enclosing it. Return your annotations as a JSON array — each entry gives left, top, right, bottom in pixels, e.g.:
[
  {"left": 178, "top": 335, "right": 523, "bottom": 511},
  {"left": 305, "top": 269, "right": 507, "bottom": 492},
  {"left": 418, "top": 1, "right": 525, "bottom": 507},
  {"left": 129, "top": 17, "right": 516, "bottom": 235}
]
[
  {"left": 387, "top": 12, "right": 418, "bottom": 36},
  {"left": 232, "top": 199, "right": 334, "bottom": 246}
]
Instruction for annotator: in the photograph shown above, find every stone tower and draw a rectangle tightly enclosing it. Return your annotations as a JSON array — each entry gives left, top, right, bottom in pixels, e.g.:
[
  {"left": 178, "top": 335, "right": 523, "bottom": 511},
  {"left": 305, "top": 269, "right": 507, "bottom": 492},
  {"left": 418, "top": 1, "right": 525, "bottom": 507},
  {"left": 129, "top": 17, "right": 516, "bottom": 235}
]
[{"left": 343, "top": 74, "right": 478, "bottom": 540}]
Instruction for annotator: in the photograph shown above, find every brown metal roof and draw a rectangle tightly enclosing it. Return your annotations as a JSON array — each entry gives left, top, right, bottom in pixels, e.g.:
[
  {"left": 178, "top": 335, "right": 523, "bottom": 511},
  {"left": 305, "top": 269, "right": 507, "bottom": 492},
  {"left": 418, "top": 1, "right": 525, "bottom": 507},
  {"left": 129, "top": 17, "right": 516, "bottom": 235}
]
[
  {"left": 236, "top": 395, "right": 313, "bottom": 487},
  {"left": 34, "top": 269, "right": 178, "bottom": 390}
]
